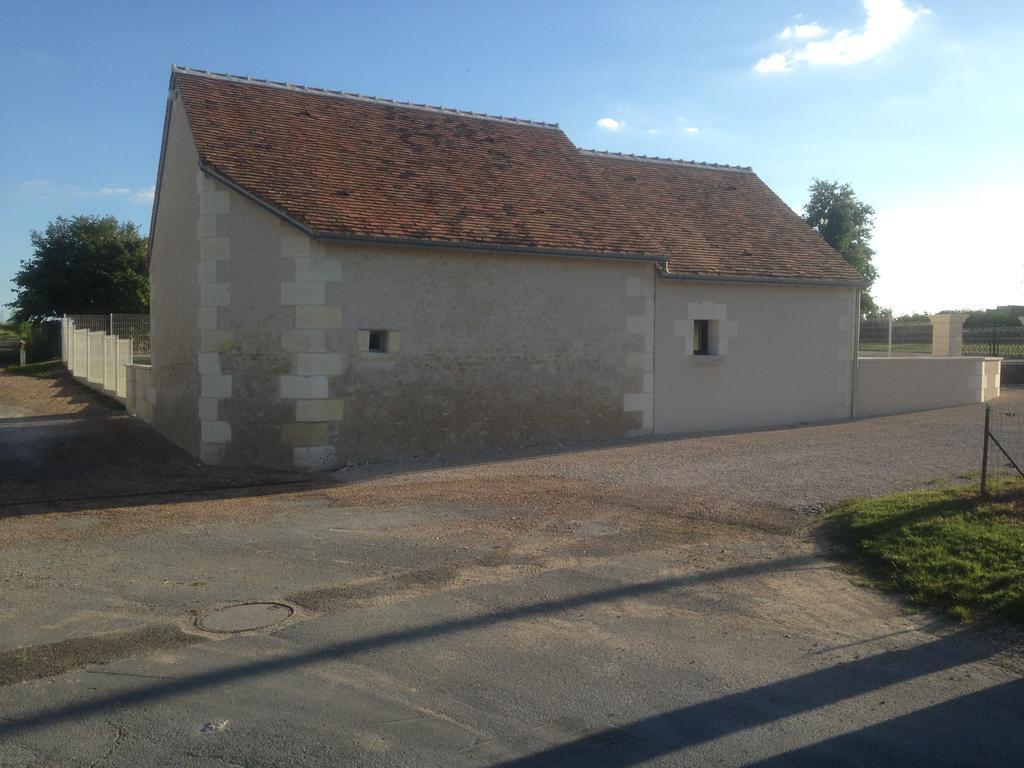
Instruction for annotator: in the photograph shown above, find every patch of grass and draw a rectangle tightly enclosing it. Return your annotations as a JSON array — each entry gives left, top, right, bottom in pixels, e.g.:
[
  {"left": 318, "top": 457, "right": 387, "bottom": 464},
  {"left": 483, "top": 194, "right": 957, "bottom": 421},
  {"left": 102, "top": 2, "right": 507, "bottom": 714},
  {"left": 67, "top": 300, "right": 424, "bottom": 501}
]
[
  {"left": 3, "top": 360, "right": 64, "bottom": 378},
  {"left": 859, "top": 342, "right": 933, "bottom": 355},
  {"left": 825, "top": 482, "right": 1024, "bottom": 627}
]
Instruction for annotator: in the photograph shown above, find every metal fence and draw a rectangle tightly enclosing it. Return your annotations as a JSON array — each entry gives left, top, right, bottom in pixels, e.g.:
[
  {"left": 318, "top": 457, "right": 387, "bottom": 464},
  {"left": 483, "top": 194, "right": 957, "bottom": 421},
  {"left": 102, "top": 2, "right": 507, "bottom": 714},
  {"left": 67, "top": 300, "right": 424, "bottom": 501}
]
[
  {"left": 963, "top": 326, "right": 1024, "bottom": 360},
  {"left": 66, "top": 313, "right": 150, "bottom": 357},
  {"left": 981, "top": 404, "right": 1024, "bottom": 495},
  {"left": 859, "top": 320, "right": 1024, "bottom": 360},
  {"left": 859, "top": 319, "right": 932, "bottom": 357}
]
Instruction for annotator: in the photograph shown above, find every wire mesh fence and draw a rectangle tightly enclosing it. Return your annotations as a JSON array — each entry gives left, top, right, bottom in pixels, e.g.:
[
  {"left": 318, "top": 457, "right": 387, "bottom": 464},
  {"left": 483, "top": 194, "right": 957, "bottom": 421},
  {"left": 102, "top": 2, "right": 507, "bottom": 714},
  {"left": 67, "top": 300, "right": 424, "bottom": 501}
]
[
  {"left": 66, "top": 313, "right": 150, "bottom": 358},
  {"left": 858, "top": 319, "right": 932, "bottom": 357},
  {"left": 963, "top": 326, "right": 1024, "bottom": 360},
  {"left": 981, "top": 404, "right": 1024, "bottom": 496}
]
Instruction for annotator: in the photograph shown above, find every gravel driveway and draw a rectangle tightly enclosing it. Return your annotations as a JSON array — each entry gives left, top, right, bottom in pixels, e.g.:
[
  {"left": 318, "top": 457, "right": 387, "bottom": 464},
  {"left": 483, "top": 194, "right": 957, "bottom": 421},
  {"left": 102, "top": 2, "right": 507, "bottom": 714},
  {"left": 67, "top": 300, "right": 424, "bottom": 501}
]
[{"left": 2, "top": 366, "right": 1022, "bottom": 766}]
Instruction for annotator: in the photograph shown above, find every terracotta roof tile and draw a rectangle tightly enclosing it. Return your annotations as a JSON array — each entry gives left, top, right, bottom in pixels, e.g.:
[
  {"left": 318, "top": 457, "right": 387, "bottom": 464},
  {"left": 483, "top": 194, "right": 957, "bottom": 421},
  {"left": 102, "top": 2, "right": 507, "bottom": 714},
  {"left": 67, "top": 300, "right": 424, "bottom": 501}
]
[
  {"left": 580, "top": 150, "right": 862, "bottom": 282},
  {"left": 171, "top": 67, "right": 862, "bottom": 284}
]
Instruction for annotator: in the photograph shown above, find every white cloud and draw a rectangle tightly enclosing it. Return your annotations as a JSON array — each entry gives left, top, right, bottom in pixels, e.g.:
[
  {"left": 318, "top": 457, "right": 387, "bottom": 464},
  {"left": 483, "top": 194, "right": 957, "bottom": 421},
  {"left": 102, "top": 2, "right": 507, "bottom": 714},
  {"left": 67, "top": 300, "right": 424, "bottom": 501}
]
[
  {"left": 754, "top": 0, "right": 930, "bottom": 75},
  {"left": 684, "top": 126, "right": 700, "bottom": 134},
  {"left": 779, "top": 22, "right": 827, "bottom": 40},
  {"left": 596, "top": 117, "right": 623, "bottom": 131},
  {"left": 18, "top": 180, "right": 64, "bottom": 198},
  {"left": 18, "top": 180, "right": 154, "bottom": 204},
  {"left": 131, "top": 186, "right": 156, "bottom": 204},
  {"left": 753, "top": 53, "right": 791, "bottom": 74},
  {"left": 646, "top": 128, "right": 661, "bottom": 135}
]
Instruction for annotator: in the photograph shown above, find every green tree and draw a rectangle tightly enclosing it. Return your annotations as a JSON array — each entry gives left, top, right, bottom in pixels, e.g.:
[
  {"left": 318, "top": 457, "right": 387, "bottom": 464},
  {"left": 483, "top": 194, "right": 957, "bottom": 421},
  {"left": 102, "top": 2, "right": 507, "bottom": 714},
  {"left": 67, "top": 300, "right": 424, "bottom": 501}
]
[
  {"left": 8, "top": 215, "right": 149, "bottom": 322},
  {"left": 803, "top": 180, "right": 880, "bottom": 315}
]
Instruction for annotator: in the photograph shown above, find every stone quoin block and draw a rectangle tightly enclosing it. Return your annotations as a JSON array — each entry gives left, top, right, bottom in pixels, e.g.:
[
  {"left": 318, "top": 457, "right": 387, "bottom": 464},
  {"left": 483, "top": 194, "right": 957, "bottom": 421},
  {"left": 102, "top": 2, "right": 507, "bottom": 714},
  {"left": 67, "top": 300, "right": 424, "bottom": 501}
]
[
  {"left": 198, "top": 397, "right": 218, "bottom": 421},
  {"left": 282, "top": 422, "right": 329, "bottom": 447},
  {"left": 200, "top": 190, "right": 230, "bottom": 216},
  {"left": 280, "top": 375, "right": 329, "bottom": 399},
  {"left": 295, "top": 399, "right": 345, "bottom": 422},
  {"left": 198, "top": 261, "right": 217, "bottom": 284},
  {"left": 200, "top": 442, "right": 226, "bottom": 464},
  {"left": 281, "top": 281, "right": 326, "bottom": 306},
  {"left": 201, "top": 283, "right": 231, "bottom": 307},
  {"left": 201, "top": 374, "right": 232, "bottom": 399},
  {"left": 197, "top": 214, "right": 217, "bottom": 239},
  {"left": 201, "top": 420, "right": 232, "bottom": 444},
  {"left": 623, "top": 392, "right": 653, "bottom": 413},
  {"left": 200, "top": 236, "right": 231, "bottom": 261},
  {"left": 198, "top": 306, "right": 219, "bottom": 330},
  {"left": 295, "top": 306, "right": 343, "bottom": 330}
]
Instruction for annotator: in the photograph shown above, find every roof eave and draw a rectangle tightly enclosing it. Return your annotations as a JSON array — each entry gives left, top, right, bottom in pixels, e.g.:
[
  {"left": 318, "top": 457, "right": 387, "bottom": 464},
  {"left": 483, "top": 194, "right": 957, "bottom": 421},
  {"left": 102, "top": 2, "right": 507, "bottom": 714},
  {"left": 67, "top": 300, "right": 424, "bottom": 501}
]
[
  {"left": 658, "top": 268, "right": 866, "bottom": 289},
  {"left": 145, "top": 69, "right": 179, "bottom": 265}
]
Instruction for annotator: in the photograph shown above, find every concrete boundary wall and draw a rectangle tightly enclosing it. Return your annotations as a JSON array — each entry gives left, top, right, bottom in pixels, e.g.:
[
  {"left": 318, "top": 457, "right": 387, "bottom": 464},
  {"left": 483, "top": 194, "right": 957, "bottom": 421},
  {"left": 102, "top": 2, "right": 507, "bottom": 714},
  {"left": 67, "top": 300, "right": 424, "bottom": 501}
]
[
  {"left": 61, "top": 317, "right": 136, "bottom": 403},
  {"left": 126, "top": 364, "right": 156, "bottom": 423},
  {"left": 855, "top": 356, "right": 1001, "bottom": 418},
  {"left": 87, "top": 332, "right": 105, "bottom": 386}
]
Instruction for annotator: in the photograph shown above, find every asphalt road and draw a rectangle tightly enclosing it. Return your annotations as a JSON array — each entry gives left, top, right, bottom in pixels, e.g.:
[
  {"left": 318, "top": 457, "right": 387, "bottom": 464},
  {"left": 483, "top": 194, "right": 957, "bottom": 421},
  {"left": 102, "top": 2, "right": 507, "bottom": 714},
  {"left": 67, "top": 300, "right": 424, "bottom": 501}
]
[{"left": 1, "top": 366, "right": 1022, "bottom": 766}]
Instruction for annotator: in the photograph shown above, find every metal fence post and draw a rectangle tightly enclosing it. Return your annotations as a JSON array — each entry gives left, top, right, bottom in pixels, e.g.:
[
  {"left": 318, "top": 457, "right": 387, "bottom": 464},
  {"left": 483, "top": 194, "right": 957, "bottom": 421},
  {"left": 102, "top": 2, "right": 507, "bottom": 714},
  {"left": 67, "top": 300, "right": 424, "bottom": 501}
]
[
  {"left": 887, "top": 315, "right": 893, "bottom": 357},
  {"left": 981, "top": 404, "right": 991, "bottom": 496}
]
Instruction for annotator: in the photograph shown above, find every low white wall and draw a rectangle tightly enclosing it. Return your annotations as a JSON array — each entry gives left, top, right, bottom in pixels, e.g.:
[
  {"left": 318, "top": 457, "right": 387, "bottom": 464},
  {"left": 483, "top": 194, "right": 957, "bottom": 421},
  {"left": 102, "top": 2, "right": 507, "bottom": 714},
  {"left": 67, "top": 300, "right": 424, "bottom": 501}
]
[
  {"left": 126, "top": 364, "right": 156, "bottom": 423},
  {"left": 62, "top": 318, "right": 134, "bottom": 403},
  {"left": 855, "top": 357, "right": 1001, "bottom": 418},
  {"left": 72, "top": 329, "right": 88, "bottom": 378},
  {"left": 87, "top": 332, "right": 105, "bottom": 386},
  {"left": 116, "top": 339, "right": 131, "bottom": 398}
]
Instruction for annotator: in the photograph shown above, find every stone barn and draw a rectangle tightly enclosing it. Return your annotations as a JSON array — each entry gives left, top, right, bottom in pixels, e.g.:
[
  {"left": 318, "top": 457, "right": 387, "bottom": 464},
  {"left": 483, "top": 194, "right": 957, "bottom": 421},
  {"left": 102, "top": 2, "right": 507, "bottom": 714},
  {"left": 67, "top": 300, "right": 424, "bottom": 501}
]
[{"left": 144, "top": 66, "right": 888, "bottom": 469}]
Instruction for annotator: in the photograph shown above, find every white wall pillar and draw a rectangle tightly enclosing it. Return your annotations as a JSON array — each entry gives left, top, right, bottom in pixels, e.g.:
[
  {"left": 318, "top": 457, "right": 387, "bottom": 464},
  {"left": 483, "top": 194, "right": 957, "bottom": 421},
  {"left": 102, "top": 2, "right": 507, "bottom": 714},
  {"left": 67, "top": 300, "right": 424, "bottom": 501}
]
[{"left": 930, "top": 313, "right": 968, "bottom": 357}]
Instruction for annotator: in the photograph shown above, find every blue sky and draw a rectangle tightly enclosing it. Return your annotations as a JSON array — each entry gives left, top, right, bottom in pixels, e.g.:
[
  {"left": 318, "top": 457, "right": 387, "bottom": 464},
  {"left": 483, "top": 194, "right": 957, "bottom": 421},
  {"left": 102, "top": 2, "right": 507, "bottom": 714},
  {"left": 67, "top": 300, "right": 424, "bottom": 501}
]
[{"left": 1, "top": 0, "right": 1021, "bottom": 319}]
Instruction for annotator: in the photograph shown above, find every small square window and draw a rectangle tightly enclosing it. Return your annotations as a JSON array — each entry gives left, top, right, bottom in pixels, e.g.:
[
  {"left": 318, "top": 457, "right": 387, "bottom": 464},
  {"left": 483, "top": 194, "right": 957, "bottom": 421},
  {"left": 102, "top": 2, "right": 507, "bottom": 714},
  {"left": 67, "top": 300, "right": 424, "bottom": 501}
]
[
  {"left": 368, "top": 330, "right": 388, "bottom": 353},
  {"left": 693, "top": 319, "right": 710, "bottom": 356}
]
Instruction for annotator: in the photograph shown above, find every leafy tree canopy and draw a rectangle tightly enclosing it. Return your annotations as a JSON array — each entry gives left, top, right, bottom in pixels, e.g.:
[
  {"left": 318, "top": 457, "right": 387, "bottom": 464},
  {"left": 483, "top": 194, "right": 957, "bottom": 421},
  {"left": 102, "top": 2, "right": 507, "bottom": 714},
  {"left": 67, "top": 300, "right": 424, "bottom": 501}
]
[
  {"left": 803, "top": 179, "right": 880, "bottom": 315},
  {"left": 880, "top": 309, "right": 1022, "bottom": 326},
  {"left": 963, "top": 308, "right": 1023, "bottom": 328},
  {"left": 8, "top": 215, "right": 149, "bottom": 323}
]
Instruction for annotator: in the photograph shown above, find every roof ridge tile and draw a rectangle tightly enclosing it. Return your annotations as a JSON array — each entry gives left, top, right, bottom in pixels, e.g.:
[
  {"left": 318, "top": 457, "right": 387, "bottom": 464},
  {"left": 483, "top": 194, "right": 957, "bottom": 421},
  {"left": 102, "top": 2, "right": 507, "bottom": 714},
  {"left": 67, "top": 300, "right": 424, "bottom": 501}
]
[
  {"left": 171, "top": 65, "right": 561, "bottom": 130},
  {"left": 578, "top": 148, "right": 753, "bottom": 174}
]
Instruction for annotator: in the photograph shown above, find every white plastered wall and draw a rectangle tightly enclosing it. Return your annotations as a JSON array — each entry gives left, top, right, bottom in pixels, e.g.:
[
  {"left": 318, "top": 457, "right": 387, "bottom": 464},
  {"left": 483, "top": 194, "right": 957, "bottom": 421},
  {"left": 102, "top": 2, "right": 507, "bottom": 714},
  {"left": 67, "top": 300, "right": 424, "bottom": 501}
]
[
  {"left": 855, "top": 357, "right": 1001, "bottom": 417},
  {"left": 653, "top": 279, "right": 857, "bottom": 434}
]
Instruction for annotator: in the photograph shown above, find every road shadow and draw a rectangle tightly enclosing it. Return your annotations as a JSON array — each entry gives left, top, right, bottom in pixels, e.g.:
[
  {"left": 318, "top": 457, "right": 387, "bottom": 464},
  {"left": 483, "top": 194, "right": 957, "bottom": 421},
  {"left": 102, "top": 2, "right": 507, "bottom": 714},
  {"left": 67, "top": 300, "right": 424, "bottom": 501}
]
[
  {"left": 489, "top": 639, "right": 1022, "bottom": 767},
  {"left": 1, "top": 553, "right": 1018, "bottom": 766}
]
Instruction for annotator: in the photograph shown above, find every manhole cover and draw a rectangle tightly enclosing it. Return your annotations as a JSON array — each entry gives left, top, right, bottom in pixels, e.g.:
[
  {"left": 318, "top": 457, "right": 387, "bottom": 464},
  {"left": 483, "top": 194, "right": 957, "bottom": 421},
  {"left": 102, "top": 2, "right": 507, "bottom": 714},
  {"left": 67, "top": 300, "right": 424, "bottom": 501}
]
[{"left": 197, "top": 602, "right": 294, "bottom": 633}]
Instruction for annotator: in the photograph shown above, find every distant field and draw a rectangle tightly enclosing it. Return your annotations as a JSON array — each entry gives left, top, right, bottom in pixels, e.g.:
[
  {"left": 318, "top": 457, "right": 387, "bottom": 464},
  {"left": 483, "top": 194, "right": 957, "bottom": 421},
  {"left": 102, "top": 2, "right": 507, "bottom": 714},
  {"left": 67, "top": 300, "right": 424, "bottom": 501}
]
[{"left": 859, "top": 342, "right": 932, "bottom": 355}]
